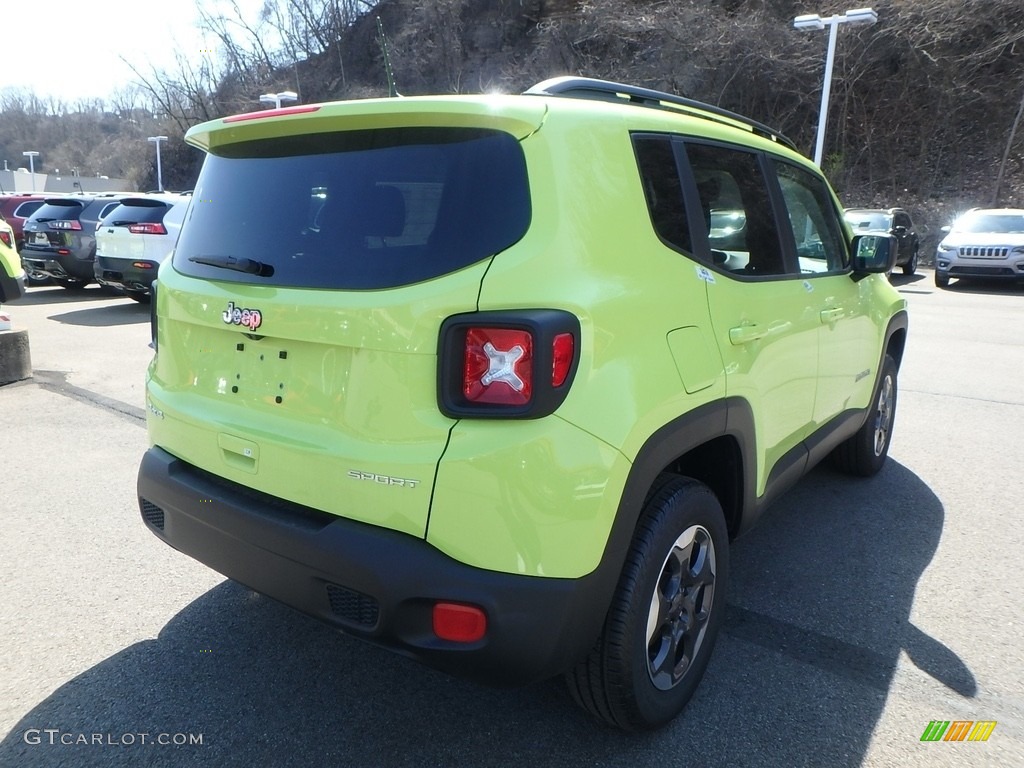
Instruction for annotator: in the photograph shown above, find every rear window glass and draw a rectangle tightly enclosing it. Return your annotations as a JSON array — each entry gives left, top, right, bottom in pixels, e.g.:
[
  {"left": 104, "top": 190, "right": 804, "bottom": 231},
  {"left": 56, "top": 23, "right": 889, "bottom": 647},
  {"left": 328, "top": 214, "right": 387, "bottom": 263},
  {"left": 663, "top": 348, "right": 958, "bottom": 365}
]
[
  {"left": 845, "top": 211, "right": 892, "bottom": 230},
  {"left": 105, "top": 200, "right": 172, "bottom": 225},
  {"left": 173, "top": 127, "right": 531, "bottom": 290},
  {"left": 30, "top": 201, "right": 87, "bottom": 222}
]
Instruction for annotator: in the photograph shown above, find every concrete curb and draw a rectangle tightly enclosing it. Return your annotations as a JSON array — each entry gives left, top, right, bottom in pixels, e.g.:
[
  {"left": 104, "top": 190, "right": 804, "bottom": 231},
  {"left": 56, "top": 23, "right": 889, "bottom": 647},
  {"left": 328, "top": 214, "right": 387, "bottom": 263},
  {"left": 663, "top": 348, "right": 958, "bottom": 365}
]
[{"left": 0, "top": 328, "right": 32, "bottom": 385}]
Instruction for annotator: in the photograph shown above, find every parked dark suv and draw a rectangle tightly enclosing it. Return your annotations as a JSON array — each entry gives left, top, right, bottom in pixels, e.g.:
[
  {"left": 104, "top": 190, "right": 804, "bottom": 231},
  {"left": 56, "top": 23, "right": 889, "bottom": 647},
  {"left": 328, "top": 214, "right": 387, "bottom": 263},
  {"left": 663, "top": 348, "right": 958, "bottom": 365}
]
[
  {"left": 845, "top": 207, "right": 920, "bottom": 275},
  {"left": 21, "top": 194, "right": 129, "bottom": 288}
]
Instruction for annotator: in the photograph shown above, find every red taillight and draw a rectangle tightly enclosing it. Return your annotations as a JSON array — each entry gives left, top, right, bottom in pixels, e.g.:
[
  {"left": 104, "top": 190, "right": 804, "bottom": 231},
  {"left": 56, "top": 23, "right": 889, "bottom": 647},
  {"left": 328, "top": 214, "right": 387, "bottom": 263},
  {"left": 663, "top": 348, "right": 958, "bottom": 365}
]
[
  {"left": 128, "top": 223, "right": 167, "bottom": 235},
  {"left": 0, "top": 231, "right": 11, "bottom": 248},
  {"left": 463, "top": 327, "right": 533, "bottom": 405},
  {"left": 438, "top": 310, "right": 579, "bottom": 419},
  {"left": 552, "top": 332, "right": 574, "bottom": 387},
  {"left": 49, "top": 220, "right": 82, "bottom": 231},
  {"left": 132, "top": 261, "right": 157, "bottom": 270},
  {"left": 432, "top": 602, "right": 487, "bottom": 643}
]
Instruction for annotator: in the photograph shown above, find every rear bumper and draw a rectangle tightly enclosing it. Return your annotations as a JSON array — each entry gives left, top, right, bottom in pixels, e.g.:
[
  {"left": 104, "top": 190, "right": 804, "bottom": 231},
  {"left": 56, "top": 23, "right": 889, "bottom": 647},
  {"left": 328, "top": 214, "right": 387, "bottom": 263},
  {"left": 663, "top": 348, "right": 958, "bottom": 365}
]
[
  {"left": 137, "top": 446, "right": 609, "bottom": 685},
  {"left": 95, "top": 255, "right": 159, "bottom": 293},
  {"left": 21, "top": 249, "right": 93, "bottom": 281}
]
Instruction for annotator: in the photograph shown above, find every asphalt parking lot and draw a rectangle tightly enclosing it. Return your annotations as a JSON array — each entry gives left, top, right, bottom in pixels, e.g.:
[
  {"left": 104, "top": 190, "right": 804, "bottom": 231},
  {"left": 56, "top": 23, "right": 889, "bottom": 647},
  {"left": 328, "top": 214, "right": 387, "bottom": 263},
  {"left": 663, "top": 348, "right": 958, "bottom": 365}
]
[{"left": 1, "top": 274, "right": 1022, "bottom": 767}]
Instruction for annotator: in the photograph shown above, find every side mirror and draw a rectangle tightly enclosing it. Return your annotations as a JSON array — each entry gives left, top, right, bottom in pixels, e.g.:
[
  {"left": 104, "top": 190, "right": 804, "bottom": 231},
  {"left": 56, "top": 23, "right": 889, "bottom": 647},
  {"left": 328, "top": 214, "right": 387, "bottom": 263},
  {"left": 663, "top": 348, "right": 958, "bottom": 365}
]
[
  {"left": 851, "top": 233, "right": 897, "bottom": 276},
  {"left": 940, "top": 225, "right": 951, "bottom": 234}
]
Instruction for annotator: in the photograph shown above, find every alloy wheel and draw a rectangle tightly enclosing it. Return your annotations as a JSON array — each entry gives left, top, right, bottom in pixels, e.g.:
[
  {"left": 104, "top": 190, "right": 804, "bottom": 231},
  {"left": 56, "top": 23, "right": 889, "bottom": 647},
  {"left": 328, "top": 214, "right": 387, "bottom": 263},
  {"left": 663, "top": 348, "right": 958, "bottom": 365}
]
[{"left": 646, "top": 525, "right": 716, "bottom": 691}]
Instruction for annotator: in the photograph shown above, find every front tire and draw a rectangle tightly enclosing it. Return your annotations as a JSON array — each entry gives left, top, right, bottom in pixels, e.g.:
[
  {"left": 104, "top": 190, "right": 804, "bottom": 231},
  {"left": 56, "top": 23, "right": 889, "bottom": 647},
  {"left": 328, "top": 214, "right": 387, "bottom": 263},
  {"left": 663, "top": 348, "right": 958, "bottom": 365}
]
[
  {"left": 934, "top": 271, "right": 949, "bottom": 288},
  {"left": 566, "top": 476, "right": 728, "bottom": 730},
  {"left": 830, "top": 354, "right": 898, "bottom": 477}
]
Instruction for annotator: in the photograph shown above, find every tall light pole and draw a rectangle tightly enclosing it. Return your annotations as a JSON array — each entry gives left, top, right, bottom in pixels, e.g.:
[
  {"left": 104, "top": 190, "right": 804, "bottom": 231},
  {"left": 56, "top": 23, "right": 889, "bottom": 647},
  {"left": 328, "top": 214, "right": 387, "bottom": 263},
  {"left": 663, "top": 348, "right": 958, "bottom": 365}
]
[
  {"left": 794, "top": 7, "right": 878, "bottom": 166},
  {"left": 148, "top": 136, "right": 168, "bottom": 192},
  {"left": 259, "top": 91, "right": 298, "bottom": 109},
  {"left": 22, "top": 151, "right": 39, "bottom": 191}
]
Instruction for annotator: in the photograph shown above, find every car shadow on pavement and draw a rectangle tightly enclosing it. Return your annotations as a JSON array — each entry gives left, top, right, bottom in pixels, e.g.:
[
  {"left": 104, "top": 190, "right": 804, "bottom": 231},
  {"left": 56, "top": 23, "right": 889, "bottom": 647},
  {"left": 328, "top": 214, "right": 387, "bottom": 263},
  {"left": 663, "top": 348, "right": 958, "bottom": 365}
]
[
  {"left": 44, "top": 302, "right": 150, "bottom": 328},
  {"left": 888, "top": 272, "right": 928, "bottom": 289},
  {"left": 939, "top": 278, "right": 1024, "bottom": 296},
  {"left": 0, "top": 461, "right": 969, "bottom": 768},
  {"left": 9, "top": 286, "right": 121, "bottom": 306}
]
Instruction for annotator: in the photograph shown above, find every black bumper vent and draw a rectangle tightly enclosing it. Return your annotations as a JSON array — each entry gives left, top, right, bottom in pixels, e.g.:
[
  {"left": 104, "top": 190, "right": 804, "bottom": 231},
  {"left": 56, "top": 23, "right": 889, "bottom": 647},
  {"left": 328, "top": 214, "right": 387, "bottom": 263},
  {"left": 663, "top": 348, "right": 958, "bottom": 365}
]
[
  {"left": 326, "top": 583, "right": 380, "bottom": 628},
  {"left": 140, "top": 499, "right": 165, "bottom": 530}
]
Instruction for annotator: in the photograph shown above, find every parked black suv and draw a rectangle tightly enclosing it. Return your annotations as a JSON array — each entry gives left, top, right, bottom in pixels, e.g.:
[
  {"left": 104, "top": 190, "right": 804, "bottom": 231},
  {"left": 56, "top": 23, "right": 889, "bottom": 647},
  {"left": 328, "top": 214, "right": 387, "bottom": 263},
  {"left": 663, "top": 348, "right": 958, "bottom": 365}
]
[
  {"left": 844, "top": 207, "right": 920, "bottom": 275},
  {"left": 21, "top": 194, "right": 130, "bottom": 288}
]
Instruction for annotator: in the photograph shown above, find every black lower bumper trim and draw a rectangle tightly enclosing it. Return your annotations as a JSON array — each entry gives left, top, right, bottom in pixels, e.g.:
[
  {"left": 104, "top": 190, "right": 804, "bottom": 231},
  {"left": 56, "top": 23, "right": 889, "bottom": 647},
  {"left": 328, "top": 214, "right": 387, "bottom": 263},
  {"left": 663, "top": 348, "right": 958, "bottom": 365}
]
[{"left": 137, "top": 447, "right": 611, "bottom": 686}]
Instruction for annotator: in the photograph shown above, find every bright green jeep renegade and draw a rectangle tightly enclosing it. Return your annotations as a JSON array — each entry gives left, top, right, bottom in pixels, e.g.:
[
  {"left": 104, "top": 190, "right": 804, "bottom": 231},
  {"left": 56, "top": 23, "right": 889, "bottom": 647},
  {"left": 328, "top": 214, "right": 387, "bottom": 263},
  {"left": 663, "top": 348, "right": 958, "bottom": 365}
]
[
  {"left": 138, "top": 77, "right": 907, "bottom": 730},
  {"left": 0, "top": 216, "right": 26, "bottom": 304}
]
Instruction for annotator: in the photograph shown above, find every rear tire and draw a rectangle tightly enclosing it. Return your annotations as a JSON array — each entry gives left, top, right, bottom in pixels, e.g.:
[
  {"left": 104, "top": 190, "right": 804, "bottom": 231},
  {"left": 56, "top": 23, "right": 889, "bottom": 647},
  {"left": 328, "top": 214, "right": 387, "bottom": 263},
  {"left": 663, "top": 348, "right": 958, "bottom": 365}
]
[
  {"left": 901, "top": 249, "right": 918, "bottom": 276},
  {"left": 830, "top": 354, "right": 897, "bottom": 477},
  {"left": 566, "top": 476, "right": 728, "bottom": 731}
]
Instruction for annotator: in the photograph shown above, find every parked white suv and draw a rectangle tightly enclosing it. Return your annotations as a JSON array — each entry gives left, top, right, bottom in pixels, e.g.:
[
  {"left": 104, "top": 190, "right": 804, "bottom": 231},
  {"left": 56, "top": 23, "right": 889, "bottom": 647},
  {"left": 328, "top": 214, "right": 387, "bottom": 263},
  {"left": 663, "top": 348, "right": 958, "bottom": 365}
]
[
  {"left": 94, "top": 193, "right": 191, "bottom": 301},
  {"left": 934, "top": 208, "right": 1024, "bottom": 288}
]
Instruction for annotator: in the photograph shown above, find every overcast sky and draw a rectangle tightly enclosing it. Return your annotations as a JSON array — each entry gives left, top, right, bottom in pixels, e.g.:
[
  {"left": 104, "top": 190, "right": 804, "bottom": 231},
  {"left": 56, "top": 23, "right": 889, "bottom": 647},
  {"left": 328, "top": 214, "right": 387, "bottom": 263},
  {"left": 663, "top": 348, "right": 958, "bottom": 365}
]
[{"left": 1, "top": 0, "right": 256, "bottom": 105}]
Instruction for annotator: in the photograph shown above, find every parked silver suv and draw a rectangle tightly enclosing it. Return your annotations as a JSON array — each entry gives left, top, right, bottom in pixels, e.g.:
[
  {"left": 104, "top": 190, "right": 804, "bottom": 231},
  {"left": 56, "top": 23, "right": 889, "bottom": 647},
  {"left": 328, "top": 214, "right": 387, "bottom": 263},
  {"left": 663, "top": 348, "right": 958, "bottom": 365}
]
[{"left": 934, "top": 208, "right": 1024, "bottom": 287}]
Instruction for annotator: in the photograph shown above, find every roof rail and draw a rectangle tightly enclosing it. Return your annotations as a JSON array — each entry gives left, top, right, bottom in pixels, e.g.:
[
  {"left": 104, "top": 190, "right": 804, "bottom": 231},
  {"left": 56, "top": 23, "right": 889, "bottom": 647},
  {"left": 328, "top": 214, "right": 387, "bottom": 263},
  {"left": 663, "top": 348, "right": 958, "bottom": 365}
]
[{"left": 524, "top": 76, "right": 797, "bottom": 152}]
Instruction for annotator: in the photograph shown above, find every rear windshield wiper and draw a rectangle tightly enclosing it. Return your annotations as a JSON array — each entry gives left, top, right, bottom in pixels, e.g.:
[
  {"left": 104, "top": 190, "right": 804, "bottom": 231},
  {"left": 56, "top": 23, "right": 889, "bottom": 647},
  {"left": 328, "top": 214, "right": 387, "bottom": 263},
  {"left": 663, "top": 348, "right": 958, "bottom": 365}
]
[{"left": 189, "top": 255, "right": 275, "bottom": 277}]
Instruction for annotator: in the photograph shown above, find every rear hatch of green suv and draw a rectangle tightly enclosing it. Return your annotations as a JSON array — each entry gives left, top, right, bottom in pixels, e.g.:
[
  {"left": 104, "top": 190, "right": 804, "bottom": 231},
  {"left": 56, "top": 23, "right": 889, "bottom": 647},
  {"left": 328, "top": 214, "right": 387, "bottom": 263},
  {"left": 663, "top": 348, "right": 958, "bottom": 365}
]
[{"left": 148, "top": 99, "right": 542, "bottom": 538}]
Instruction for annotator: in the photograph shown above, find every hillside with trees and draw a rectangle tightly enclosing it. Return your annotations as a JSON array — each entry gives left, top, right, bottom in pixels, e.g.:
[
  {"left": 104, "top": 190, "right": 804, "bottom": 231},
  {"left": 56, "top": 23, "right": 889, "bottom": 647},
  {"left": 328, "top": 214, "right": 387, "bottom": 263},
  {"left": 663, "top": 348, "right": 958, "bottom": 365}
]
[{"left": 2, "top": 0, "right": 1022, "bottom": 255}]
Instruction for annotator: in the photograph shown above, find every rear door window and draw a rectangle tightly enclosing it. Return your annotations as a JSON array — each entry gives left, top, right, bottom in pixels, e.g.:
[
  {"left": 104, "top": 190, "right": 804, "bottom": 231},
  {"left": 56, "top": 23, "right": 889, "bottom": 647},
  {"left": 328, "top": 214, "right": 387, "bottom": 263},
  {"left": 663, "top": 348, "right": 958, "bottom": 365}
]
[
  {"left": 683, "top": 142, "right": 788, "bottom": 277},
  {"left": 174, "top": 127, "right": 531, "bottom": 290}
]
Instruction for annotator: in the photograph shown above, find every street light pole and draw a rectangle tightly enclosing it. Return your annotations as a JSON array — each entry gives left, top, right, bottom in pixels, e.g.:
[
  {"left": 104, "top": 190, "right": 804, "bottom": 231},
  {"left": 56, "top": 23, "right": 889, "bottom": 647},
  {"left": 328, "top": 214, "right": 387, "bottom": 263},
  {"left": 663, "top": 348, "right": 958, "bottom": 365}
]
[
  {"left": 22, "top": 151, "right": 39, "bottom": 191},
  {"left": 794, "top": 7, "right": 878, "bottom": 166},
  {"left": 148, "top": 136, "right": 168, "bottom": 192},
  {"left": 259, "top": 91, "right": 298, "bottom": 109}
]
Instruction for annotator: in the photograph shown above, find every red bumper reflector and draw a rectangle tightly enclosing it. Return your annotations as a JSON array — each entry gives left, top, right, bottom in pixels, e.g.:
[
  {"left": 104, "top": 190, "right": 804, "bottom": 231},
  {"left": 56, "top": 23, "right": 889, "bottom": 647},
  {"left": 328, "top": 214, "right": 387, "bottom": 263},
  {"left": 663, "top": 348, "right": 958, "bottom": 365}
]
[
  {"left": 552, "top": 332, "right": 574, "bottom": 387},
  {"left": 432, "top": 602, "right": 487, "bottom": 643}
]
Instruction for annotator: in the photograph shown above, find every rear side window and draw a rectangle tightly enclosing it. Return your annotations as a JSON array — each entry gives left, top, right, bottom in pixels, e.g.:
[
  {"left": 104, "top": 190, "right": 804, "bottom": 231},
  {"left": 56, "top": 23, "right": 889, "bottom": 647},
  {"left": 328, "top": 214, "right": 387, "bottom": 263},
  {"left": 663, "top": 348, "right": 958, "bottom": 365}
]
[
  {"left": 174, "top": 127, "right": 531, "bottom": 290},
  {"left": 13, "top": 201, "right": 44, "bottom": 219},
  {"left": 634, "top": 136, "right": 692, "bottom": 254},
  {"left": 90, "top": 202, "right": 123, "bottom": 225}
]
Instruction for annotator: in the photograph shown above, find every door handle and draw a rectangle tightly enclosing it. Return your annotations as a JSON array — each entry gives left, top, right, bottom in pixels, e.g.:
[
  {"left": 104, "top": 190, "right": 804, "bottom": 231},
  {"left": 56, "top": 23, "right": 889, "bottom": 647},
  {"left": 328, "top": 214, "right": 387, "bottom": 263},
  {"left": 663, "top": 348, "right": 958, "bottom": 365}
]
[
  {"left": 820, "top": 308, "right": 844, "bottom": 324},
  {"left": 729, "top": 324, "right": 767, "bottom": 345}
]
